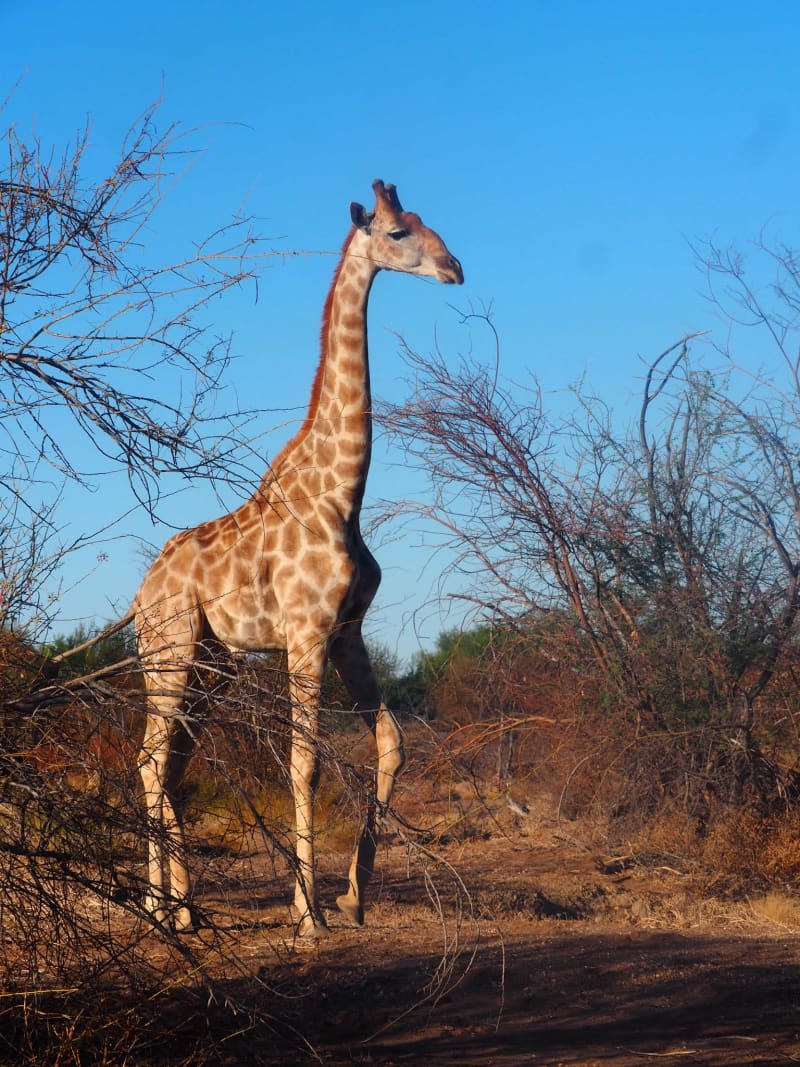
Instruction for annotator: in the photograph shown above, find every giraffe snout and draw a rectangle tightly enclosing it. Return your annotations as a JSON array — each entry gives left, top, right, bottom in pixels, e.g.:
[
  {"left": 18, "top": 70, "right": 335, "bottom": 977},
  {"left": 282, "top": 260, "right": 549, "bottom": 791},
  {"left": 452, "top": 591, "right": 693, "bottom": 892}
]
[{"left": 439, "top": 254, "right": 464, "bottom": 285}]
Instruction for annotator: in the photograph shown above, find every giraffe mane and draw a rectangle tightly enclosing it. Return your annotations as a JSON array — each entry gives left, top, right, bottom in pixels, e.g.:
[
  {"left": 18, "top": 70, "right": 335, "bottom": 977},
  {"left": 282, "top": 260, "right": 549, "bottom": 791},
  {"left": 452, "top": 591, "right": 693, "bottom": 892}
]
[{"left": 269, "top": 226, "right": 358, "bottom": 470}]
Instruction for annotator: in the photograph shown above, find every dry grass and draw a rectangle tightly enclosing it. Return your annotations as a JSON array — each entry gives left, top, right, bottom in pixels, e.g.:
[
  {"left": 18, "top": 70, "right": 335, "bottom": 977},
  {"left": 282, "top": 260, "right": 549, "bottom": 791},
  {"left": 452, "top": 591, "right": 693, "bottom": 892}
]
[{"left": 749, "top": 891, "right": 800, "bottom": 928}]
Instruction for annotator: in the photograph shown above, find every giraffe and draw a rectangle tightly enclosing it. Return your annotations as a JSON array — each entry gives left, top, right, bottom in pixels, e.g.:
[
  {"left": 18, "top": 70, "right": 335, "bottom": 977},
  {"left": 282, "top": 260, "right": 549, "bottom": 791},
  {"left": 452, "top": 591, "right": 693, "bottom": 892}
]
[{"left": 133, "top": 180, "right": 463, "bottom": 936}]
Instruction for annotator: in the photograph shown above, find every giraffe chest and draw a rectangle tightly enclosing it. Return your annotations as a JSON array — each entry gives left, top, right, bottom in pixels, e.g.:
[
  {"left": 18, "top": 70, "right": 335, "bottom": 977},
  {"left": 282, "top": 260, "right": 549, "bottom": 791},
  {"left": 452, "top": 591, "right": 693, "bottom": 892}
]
[{"left": 197, "top": 509, "right": 361, "bottom": 652}]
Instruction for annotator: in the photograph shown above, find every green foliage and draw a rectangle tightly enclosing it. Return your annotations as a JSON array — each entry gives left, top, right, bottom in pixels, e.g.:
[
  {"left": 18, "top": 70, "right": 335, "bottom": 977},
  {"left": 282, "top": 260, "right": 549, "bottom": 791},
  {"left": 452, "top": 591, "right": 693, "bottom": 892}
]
[
  {"left": 43, "top": 622, "right": 136, "bottom": 679},
  {"left": 425, "top": 626, "right": 494, "bottom": 673},
  {"left": 384, "top": 626, "right": 496, "bottom": 718}
]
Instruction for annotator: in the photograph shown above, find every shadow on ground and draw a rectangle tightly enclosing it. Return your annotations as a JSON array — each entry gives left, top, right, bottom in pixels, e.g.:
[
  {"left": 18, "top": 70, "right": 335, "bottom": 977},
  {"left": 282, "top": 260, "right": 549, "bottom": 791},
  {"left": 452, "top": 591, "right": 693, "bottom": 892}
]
[{"left": 192, "top": 924, "right": 800, "bottom": 1066}]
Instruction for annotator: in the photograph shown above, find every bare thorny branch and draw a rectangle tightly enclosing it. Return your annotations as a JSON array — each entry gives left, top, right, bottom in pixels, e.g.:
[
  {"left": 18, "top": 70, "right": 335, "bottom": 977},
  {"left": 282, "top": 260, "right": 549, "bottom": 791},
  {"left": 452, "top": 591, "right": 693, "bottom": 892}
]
[
  {"left": 0, "top": 100, "right": 280, "bottom": 632},
  {"left": 1, "top": 104, "right": 266, "bottom": 497},
  {"left": 380, "top": 269, "right": 800, "bottom": 800}
]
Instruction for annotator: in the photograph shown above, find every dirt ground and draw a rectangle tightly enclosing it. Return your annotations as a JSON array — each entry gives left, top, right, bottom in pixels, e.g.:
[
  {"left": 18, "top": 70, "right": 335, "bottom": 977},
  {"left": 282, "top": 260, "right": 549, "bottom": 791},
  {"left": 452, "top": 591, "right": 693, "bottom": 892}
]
[{"left": 168, "top": 797, "right": 800, "bottom": 1067}]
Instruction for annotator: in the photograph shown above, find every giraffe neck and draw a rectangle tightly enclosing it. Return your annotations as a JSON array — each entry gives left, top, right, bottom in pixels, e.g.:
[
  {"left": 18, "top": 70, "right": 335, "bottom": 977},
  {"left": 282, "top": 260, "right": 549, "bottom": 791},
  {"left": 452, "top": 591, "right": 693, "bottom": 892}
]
[{"left": 296, "top": 229, "right": 378, "bottom": 507}]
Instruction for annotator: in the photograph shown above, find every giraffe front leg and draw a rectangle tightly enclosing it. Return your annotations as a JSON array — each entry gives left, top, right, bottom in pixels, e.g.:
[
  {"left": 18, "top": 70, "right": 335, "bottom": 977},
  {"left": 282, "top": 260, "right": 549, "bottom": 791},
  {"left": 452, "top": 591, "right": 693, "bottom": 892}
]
[
  {"left": 374, "top": 702, "right": 406, "bottom": 814},
  {"left": 288, "top": 649, "right": 329, "bottom": 938},
  {"left": 329, "top": 631, "right": 405, "bottom": 926},
  {"left": 335, "top": 703, "right": 404, "bottom": 926}
]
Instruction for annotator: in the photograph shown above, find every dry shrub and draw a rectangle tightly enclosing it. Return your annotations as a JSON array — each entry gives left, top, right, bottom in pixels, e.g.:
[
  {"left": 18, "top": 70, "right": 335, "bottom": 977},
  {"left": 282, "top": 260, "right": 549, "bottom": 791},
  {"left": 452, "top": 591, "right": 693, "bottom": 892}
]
[
  {"left": 421, "top": 628, "right": 604, "bottom": 811},
  {"left": 699, "top": 809, "right": 800, "bottom": 887},
  {"left": 607, "top": 799, "right": 800, "bottom": 895},
  {"left": 0, "top": 631, "right": 50, "bottom": 707},
  {"left": 0, "top": 645, "right": 393, "bottom": 1065},
  {"left": 410, "top": 625, "right": 800, "bottom": 895}
]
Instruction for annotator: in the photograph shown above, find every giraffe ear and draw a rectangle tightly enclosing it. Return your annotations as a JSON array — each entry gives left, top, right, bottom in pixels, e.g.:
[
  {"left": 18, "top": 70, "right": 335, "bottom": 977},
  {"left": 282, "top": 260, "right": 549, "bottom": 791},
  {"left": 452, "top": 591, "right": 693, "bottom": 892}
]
[{"left": 350, "top": 201, "right": 373, "bottom": 233}]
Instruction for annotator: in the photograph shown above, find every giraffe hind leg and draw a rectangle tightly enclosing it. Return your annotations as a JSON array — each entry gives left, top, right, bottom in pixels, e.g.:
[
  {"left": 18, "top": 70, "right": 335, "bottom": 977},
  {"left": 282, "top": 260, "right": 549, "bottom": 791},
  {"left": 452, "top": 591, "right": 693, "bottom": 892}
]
[{"left": 139, "top": 678, "right": 198, "bottom": 933}]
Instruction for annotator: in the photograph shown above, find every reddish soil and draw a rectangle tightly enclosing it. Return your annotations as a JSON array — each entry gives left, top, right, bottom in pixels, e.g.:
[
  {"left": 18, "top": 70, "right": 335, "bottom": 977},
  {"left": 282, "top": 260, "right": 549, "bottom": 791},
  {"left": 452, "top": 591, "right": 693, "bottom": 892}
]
[{"left": 173, "top": 804, "right": 800, "bottom": 1066}]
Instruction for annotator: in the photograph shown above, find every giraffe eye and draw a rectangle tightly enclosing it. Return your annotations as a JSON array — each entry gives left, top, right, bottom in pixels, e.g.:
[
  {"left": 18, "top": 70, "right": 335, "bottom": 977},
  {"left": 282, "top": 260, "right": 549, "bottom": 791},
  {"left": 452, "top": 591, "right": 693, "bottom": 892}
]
[{"left": 387, "top": 228, "right": 410, "bottom": 241}]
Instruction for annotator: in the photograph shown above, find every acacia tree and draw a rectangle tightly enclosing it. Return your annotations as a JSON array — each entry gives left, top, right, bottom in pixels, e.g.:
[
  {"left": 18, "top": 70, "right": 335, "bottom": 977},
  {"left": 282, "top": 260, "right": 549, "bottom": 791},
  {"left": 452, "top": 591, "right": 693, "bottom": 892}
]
[
  {"left": 0, "top": 100, "right": 266, "bottom": 633},
  {"left": 381, "top": 228, "right": 800, "bottom": 812}
]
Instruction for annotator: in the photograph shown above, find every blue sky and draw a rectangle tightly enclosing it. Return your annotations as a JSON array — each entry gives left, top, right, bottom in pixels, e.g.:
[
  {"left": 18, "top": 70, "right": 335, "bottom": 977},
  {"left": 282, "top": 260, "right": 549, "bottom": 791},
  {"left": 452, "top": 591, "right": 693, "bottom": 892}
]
[{"left": 3, "top": 2, "right": 799, "bottom": 661}]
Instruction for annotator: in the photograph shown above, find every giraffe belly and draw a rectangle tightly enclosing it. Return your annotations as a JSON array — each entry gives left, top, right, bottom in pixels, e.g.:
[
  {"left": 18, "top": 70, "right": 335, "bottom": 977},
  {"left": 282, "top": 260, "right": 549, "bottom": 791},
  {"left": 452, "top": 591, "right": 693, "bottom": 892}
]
[{"left": 203, "top": 589, "right": 286, "bottom": 653}]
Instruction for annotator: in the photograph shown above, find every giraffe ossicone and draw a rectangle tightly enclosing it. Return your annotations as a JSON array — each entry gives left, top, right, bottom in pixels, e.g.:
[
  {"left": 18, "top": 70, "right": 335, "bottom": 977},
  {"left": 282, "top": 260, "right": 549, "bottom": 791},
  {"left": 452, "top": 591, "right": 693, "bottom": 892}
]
[{"left": 134, "top": 179, "right": 463, "bottom": 936}]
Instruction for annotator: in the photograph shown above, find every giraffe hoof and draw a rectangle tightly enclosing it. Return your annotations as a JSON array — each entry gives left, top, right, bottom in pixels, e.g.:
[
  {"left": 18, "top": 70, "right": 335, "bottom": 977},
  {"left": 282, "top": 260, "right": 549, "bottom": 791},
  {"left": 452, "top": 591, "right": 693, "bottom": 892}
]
[
  {"left": 299, "top": 917, "right": 331, "bottom": 938},
  {"left": 143, "top": 898, "right": 171, "bottom": 929},
  {"left": 173, "top": 907, "right": 198, "bottom": 934},
  {"left": 291, "top": 904, "right": 330, "bottom": 937},
  {"left": 306, "top": 923, "right": 331, "bottom": 939},
  {"left": 336, "top": 895, "right": 364, "bottom": 926}
]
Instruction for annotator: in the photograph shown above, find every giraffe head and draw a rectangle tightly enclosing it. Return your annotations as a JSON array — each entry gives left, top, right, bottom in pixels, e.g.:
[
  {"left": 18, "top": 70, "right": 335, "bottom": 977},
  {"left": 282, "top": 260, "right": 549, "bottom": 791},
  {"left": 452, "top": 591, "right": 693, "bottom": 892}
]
[{"left": 349, "top": 179, "right": 464, "bottom": 284}]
